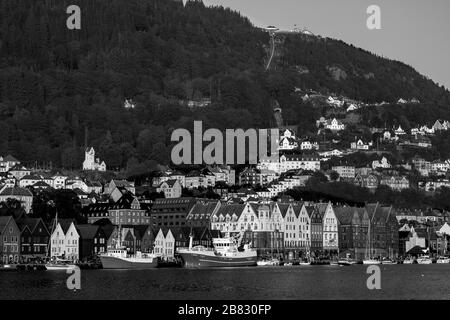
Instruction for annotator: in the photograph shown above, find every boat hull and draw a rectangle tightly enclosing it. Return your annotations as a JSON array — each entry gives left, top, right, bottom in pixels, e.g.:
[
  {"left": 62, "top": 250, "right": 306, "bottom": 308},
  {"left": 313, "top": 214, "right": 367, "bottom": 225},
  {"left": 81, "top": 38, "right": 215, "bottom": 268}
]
[
  {"left": 363, "top": 260, "right": 381, "bottom": 265},
  {"left": 100, "top": 256, "right": 158, "bottom": 269},
  {"left": 45, "top": 264, "right": 75, "bottom": 271},
  {"left": 179, "top": 252, "right": 257, "bottom": 268}
]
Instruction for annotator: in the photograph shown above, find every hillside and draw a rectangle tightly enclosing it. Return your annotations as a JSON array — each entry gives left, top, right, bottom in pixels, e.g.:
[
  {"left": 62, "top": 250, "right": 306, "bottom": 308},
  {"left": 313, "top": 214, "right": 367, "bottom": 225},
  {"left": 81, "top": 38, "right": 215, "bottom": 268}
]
[{"left": 0, "top": 0, "right": 449, "bottom": 173}]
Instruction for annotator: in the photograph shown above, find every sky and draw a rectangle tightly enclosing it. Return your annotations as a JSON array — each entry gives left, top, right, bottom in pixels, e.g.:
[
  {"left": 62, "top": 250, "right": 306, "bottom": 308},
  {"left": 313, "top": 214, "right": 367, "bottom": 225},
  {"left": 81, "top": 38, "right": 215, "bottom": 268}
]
[{"left": 203, "top": 0, "right": 450, "bottom": 90}]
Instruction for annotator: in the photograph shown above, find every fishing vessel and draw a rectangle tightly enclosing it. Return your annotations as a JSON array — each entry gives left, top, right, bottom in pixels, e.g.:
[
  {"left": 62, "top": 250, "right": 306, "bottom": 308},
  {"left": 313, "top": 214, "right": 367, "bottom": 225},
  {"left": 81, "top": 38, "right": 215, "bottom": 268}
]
[
  {"left": 100, "top": 248, "right": 158, "bottom": 269},
  {"left": 177, "top": 232, "right": 257, "bottom": 268},
  {"left": 100, "top": 226, "right": 158, "bottom": 269}
]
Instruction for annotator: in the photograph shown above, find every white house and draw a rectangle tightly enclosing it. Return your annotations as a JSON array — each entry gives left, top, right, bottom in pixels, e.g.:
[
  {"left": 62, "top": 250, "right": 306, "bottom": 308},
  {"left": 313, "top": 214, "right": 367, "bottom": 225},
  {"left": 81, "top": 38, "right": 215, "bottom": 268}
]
[
  {"left": 50, "top": 220, "right": 80, "bottom": 262},
  {"left": 372, "top": 157, "right": 391, "bottom": 170},
  {"left": 154, "top": 228, "right": 175, "bottom": 259},
  {"left": 278, "top": 154, "right": 321, "bottom": 174},
  {"left": 83, "top": 147, "right": 106, "bottom": 172},
  {"left": 320, "top": 202, "right": 339, "bottom": 253},
  {"left": 324, "top": 118, "right": 345, "bottom": 131},
  {"left": 350, "top": 138, "right": 372, "bottom": 150},
  {"left": 19, "top": 175, "right": 42, "bottom": 188},
  {"left": 331, "top": 166, "right": 355, "bottom": 179},
  {"left": 157, "top": 179, "right": 182, "bottom": 198},
  {"left": 52, "top": 174, "right": 68, "bottom": 189},
  {"left": 292, "top": 203, "right": 310, "bottom": 250},
  {"left": 278, "top": 129, "right": 299, "bottom": 151}
]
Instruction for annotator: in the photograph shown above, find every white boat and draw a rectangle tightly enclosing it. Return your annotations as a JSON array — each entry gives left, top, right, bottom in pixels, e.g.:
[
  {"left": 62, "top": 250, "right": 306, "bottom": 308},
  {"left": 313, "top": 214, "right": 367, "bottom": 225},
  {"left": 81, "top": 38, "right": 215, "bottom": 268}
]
[
  {"left": 363, "top": 259, "right": 381, "bottom": 265},
  {"left": 381, "top": 259, "right": 397, "bottom": 265},
  {"left": 284, "top": 262, "right": 293, "bottom": 266},
  {"left": 256, "top": 258, "right": 280, "bottom": 267},
  {"left": 338, "top": 258, "right": 357, "bottom": 266},
  {"left": 45, "top": 258, "right": 76, "bottom": 271},
  {"left": 299, "top": 261, "right": 311, "bottom": 266},
  {"left": 417, "top": 255, "right": 433, "bottom": 265},
  {"left": 437, "top": 257, "right": 450, "bottom": 264}
]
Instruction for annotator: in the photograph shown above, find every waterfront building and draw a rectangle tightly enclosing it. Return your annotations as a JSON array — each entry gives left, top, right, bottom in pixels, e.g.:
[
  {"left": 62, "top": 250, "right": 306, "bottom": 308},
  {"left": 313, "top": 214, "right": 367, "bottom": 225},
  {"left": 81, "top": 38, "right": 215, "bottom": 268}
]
[
  {"left": 319, "top": 202, "right": 339, "bottom": 256},
  {"left": 334, "top": 207, "right": 369, "bottom": 261},
  {"left": 0, "top": 216, "right": 21, "bottom": 264},
  {"left": 154, "top": 228, "right": 175, "bottom": 259},
  {"left": 76, "top": 224, "right": 107, "bottom": 261},
  {"left": 50, "top": 219, "right": 79, "bottom": 262},
  {"left": 307, "top": 206, "right": 323, "bottom": 256},
  {"left": 366, "top": 203, "right": 399, "bottom": 258},
  {"left": 292, "top": 202, "right": 310, "bottom": 253},
  {"left": 17, "top": 218, "right": 50, "bottom": 262}
]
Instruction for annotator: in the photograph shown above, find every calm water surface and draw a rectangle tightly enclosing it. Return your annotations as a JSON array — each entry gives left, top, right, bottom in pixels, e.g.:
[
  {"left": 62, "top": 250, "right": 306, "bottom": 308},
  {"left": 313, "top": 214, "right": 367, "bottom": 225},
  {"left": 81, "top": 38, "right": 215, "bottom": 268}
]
[{"left": 1, "top": 265, "right": 449, "bottom": 300}]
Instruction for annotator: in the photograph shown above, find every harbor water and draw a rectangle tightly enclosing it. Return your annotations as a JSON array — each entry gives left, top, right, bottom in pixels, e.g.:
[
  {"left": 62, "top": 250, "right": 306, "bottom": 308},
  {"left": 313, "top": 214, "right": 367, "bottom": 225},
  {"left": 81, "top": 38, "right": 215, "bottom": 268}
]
[{"left": 1, "top": 264, "right": 450, "bottom": 300}]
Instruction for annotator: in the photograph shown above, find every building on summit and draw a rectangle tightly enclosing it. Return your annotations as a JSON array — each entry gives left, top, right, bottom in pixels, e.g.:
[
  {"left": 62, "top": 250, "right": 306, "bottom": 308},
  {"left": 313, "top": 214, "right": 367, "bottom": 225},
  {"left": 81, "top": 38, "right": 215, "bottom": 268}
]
[{"left": 83, "top": 147, "right": 106, "bottom": 172}]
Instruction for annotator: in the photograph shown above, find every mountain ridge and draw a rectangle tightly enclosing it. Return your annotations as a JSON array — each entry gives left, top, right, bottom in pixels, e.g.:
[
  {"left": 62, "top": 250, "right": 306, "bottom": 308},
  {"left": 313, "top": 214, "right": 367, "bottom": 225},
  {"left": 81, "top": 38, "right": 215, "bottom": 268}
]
[{"left": 0, "top": 0, "right": 449, "bottom": 172}]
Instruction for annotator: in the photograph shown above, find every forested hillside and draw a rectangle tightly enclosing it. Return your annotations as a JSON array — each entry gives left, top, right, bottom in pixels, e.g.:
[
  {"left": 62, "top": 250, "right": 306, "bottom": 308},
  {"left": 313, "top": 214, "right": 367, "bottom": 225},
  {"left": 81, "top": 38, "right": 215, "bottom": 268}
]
[{"left": 0, "top": 0, "right": 449, "bottom": 174}]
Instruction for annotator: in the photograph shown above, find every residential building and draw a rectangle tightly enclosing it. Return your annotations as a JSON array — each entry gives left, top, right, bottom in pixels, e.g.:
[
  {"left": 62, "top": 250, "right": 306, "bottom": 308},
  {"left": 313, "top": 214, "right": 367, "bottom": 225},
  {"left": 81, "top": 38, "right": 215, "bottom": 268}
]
[
  {"left": 108, "top": 193, "right": 151, "bottom": 226},
  {"left": 372, "top": 157, "right": 391, "bottom": 170},
  {"left": 76, "top": 224, "right": 107, "bottom": 261},
  {"left": 380, "top": 176, "right": 410, "bottom": 191},
  {"left": 17, "top": 218, "right": 50, "bottom": 262},
  {"left": 0, "top": 187, "right": 33, "bottom": 214},
  {"left": 49, "top": 219, "right": 80, "bottom": 262},
  {"left": 157, "top": 179, "right": 182, "bottom": 198},
  {"left": 332, "top": 166, "right": 355, "bottom": 179},
  {"left": 0, "top": 216, "right": 21, "bottom": 264},
  {"left": 320, "top": 202, "right": 339, "bottom": 256}
]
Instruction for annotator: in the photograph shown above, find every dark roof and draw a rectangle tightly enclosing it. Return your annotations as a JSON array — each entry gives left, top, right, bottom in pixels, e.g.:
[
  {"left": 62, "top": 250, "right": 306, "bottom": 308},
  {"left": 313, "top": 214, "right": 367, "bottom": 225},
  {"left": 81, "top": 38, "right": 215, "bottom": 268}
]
[
  {"left": 159, "top": 179, "right": 179, "bottom": 188},
  {"left": 57, "top": 219, "right": 76, "bottom": 233},
  {"left": 100, "top": 224, "right": 117, "bottom": 239},
  {"left": 334, "top": 207, "right": 355, "bottom": 225},
  {"left": 17, "top": 218, "right": 48, "bottom": 234},
  {"left": 3, "top": 155, "right": 19, "bottom": 162},
  {"left": 150, "top": 197, "right": 196, "bottom": 212},
  {"left": 214, "top": 204, "right": 246, "bottom": 218},
  {"left": 76, "top": 224, "right": 100, "bottom": 239},
  {"left": 277, "top": 203, "right": 291, "bottom": 218},
  {"left": 0, "top": 216, "right": 14, "bottom": 234},
  {"left": 0, "top": 187, "right": 33, "bottom": 197}
]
